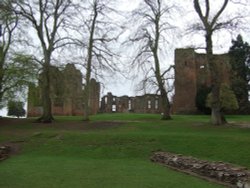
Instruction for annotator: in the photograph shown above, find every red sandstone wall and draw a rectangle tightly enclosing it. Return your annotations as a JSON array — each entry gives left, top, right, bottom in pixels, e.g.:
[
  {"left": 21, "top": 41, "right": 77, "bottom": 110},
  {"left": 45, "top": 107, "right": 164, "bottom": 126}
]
[
  {"left": 27, "top": 64, "right": 100, "bottom": 117},
  {"left": 173, "top": 48, "right": 198, "bottom": 114},
  {"left": 173, "top": 48, "right": 231, "bottom": 114}
]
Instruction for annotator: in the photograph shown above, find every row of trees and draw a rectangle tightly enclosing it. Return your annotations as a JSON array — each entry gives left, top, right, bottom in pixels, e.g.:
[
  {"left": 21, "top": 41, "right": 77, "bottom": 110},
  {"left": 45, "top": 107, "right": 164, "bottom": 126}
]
[{"left": 0, "top": 0, "right": 249, "bottom": 125}]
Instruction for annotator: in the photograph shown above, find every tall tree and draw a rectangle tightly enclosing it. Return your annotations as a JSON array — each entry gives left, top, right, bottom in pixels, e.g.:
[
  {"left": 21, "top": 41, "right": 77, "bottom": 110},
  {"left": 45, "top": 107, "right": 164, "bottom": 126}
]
[
  {"left": 13, "top": 0, "right": 73, "bottom": 123},
  {"left": 73, "top": 0, "right": 122, "bottom": 121},
  {"left": 0, "top": 0, "right": 18, "bottom": 106},
  {"left": 229, "top": 34, "right": 250, "bottom": 113},
  {"left": 0, "top": 1, "right": 35, "bottom": 107},
  {"left": 193, "top": 0, "right": 232, "bottom": 125},
  {"left": 125, "top": 0, "right": 175, "bottom": 120}
]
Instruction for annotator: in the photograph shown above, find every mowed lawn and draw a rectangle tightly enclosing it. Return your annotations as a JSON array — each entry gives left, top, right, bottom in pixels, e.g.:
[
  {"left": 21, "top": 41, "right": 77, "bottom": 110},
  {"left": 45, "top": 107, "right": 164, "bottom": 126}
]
[{"left": 0, "top": 114, "right": 250, "bottom": 188}]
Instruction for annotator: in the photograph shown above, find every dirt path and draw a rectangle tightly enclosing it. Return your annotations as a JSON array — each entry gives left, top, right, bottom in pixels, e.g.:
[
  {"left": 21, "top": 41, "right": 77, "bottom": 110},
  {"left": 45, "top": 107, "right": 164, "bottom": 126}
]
[{"left": 0, "top": 117, "right": 125, "bottom": 130}]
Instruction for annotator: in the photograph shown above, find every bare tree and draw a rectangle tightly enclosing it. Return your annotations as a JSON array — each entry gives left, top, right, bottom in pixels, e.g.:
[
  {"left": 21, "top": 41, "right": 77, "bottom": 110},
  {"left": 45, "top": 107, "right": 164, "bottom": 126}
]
[
  {"left": 193, "top": 0, "right": 246, "bottom": 125},
  {"left": 13, "top": 0, "right": 73, "bottom": 123},
  {"left": 0, "top": 1, "right": 18, "bottom": 105},
  {"left": 125, "top": 0, "right": 176, "bottom": 120},
  {"left": 73, "top": 0, "right": 123, "bottom": 121}
]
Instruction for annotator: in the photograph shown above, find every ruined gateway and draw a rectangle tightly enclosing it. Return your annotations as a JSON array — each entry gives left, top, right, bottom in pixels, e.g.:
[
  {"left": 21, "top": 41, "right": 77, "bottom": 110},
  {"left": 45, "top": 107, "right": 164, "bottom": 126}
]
[{"left": 27, "top": 64, "right": 100, "bottom": 117}]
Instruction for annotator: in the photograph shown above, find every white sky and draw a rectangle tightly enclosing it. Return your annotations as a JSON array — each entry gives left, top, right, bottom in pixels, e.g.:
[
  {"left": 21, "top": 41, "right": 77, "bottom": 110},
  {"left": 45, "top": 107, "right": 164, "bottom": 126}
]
[
  {"left": 1, "top": 0, "right": 250, "bottom": 116},
  {"left": 103, "top": 0, "right": 250, "bottom": 97}
]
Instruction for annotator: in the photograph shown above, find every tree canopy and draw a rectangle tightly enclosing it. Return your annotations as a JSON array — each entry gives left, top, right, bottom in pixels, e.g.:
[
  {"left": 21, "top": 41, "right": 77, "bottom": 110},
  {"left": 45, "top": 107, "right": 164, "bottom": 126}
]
[
  {"left": 7, "top": 100, "right": 26, "bottom": 118},
  {"left": 206, "top": 84, "right": 238, "bottom": 112},
  {"left": 0, "top": 0, "right": 37, "bottom": 108},
  {"left": 229, "top": 34, "right": 250, "bottom": 113}
]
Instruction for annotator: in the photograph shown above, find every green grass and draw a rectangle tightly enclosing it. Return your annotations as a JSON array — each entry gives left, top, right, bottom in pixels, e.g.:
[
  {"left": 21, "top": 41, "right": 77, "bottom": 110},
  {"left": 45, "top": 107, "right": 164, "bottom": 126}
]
[{"left": 0, "top": 114, "right": 250, "bottom": 188}]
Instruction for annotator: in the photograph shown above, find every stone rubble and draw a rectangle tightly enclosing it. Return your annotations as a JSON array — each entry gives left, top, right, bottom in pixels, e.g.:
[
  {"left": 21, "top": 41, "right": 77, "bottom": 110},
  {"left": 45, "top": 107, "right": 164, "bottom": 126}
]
[
  {"left": 151, "top": 151, "right": 250, "bottom": 188},
  {"left": 0, "top": 145, "right": 11, "bottom": 161}
]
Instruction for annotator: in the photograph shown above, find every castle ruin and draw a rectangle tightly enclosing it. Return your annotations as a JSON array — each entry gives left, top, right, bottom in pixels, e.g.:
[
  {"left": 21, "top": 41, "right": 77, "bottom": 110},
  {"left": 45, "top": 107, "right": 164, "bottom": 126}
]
[
  {"left": 173, "top": 48, "right": 231, "bottom": 114},
  {"left": 27, "top": 64, "right": 100, "bottom": 117},
  {"left": 100, "top": 49, "right": 231, "bottom": 115},
  {"left": 100, "top": 92, "right": 164, "bottom": 114},
  {"left": 27, "top": 49, "right": 232, "bottom": 116}
]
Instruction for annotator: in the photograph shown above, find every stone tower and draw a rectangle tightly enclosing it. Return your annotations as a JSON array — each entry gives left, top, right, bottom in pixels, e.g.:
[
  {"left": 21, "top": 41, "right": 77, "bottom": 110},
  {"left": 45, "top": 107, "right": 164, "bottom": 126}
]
[
  {"left": 173, "top": 48, "right": 198, "bottom": 113},
  {"left": 173, "top": 48, "right": 230, "bottom": 114}
]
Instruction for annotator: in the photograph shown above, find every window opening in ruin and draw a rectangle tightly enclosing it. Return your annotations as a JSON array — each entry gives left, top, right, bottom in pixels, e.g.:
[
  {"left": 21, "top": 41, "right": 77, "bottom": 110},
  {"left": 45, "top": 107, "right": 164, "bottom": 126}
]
[
  {"left": 184, "top": 61, "right": 188, "bottom": 66},
  {"left": 155, "top": 99, "right": 159, "bottom": 109},
  {"left": 105, "top": 97, "right": 108, "bottom": 104},
  {"left": 128, "top": 100, "right": 132, "bottom": 110},
  {"left": 148, "top": 100, "right": 151, "bottom": 109},
  {"left": 112, "top": 104, "right": 116, "bottom": 112},
  {"left": 200, "top": 65, "right": 205, "bottom": 69},
  {"left": 113, "top": 97, "right": 116, "bottom": 102}
]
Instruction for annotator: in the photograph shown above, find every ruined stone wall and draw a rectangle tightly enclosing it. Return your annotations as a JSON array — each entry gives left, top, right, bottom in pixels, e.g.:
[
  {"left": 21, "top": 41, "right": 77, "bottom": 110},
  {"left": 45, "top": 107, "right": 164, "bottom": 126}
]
[
  {"left": 27, "top": 64, "right": 100, "bottom": 117},
  {"left": 173, "top": 49, "right": 197, "bottom": 114},
  {"left": 27, "top": 84, "right": 43, "bottom": 117},
  {"left": 89, "top": 78, "right": 100, "bottom": 115},
  {"left": 62, "top": 64, "right": 83, "bottom": 115},
  {"left": 173, "top": 48, "right": 230, "bottom": 114},
  {"left": 151, "top": 151, "right": 250, "bottom": 188},
  {"left": 116, "top": 95, "right": 130, "bottom": 113},
  {"left": 100, "top": 92, "right": 114, "bottom": 113},
  {"left": 100, "top": 93, "right": 163, "bottom": 114},
  {"left": 133, "top": 94, "right": 162, "bottom": 114}
]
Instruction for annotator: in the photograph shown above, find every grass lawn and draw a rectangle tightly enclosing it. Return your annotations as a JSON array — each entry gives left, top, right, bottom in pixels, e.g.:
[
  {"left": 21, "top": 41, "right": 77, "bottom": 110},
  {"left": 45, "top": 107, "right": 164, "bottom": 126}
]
[{"left": 0, "top": 114, "right": 250, "bottom": 188}]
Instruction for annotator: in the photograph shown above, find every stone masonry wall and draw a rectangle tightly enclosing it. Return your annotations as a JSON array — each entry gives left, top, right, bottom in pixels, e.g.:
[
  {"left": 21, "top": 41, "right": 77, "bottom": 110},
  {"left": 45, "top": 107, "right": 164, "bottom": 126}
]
[
  {"left": 173, "top": 48, "right": 230, "bottom": 114},
  {"left": 100, "top": 93, "right": 163, "bottom": 114},
  {"left": 27, "top": 64, "right": 100, "bottom": 117},
  {"left": 151, "top": 151, "right": 250, "bottom": 188},
  {"left": 0, "top": 146, "right": 11, "bottom": 161}
]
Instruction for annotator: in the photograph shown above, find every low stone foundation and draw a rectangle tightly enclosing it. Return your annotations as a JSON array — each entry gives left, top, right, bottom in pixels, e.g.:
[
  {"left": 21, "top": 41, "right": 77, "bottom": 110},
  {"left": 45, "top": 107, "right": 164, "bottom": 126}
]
[
  {"left": 0, "top": 146, "right": 11, "bottom": 161},
  {"left": 151, "top": 151, "right": 250, "bottom": 188}
]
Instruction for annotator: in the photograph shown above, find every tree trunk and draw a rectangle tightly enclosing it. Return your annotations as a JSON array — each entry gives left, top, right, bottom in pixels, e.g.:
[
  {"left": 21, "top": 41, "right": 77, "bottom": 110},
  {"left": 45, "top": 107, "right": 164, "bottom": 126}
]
[
  {"left": 153, "top": 14, "right": 171, "bottom": 120},
  {"left": 211, "top": 107, "right": 227, "bottom": 125},
  {"left": 194, "top": 0, "right": 229, "bottom": 125},
  {"left": 206, "top": 33, "right": 225, "bottom": 125},
  {"left": 160, "top": 87, "right": 172, "bottom": 120},
  {"left": 83, "top": 82, "right": 90, "bottom": 121},
  {"left": 83, "top": 4, "right": 98, "bottom": 121},
  {"left": 0, "top": 46, "right": 5, "bottom": 103},
  {"left": 156, "top": 62, "right": 171, "bottom": 120},
  {"left": 154, "top": 54, "right": 171, "bottom": 120},
  {"left": 36, "top": 56, "right": 54, "bottom": 123},
  {"left": 0, "top": 69, "right": 3, "bottom": 104}
]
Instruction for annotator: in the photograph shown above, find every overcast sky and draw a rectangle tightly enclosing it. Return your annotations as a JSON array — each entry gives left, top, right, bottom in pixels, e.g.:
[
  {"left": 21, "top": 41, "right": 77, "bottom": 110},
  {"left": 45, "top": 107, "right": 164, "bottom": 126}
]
[{"left": 103, "top": 0, "right": 250, "bottom": 97}]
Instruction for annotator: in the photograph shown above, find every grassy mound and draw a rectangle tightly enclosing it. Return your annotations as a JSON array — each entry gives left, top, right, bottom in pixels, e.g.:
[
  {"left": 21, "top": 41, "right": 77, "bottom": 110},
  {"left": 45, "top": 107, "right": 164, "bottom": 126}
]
[{"left": 0, "top": 114, "right": 249, "bottom": 188}]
